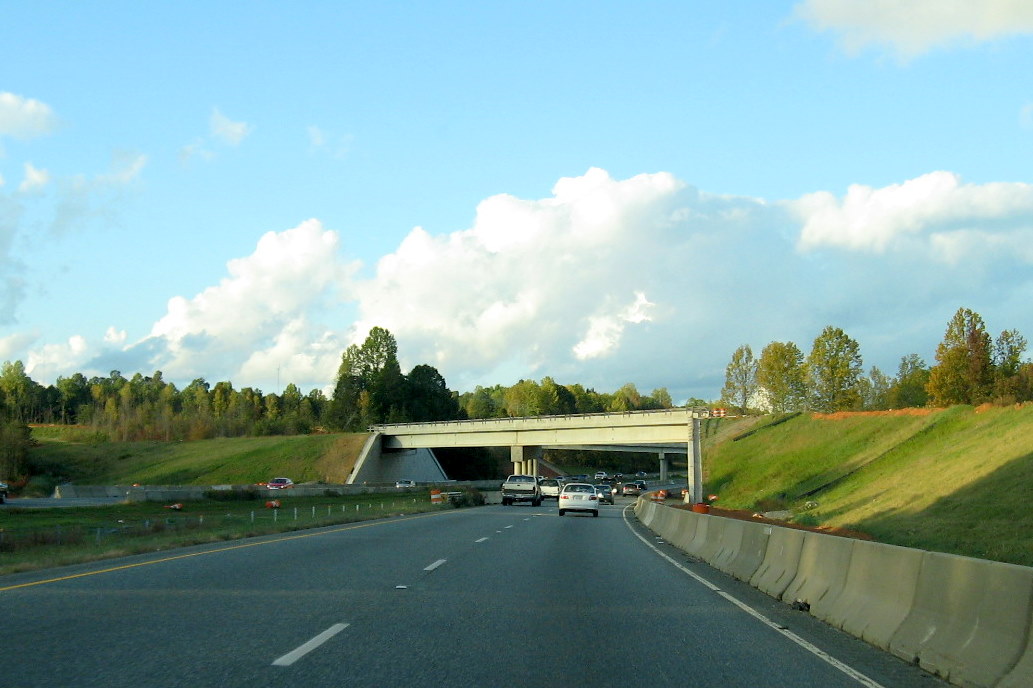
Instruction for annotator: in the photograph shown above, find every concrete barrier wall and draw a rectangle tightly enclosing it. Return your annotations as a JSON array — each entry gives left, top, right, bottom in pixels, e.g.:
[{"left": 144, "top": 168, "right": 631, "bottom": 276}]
[
  {"left": 780, "top": 531, "right": 856, "bottom": 623},
  {"left": 640, "top": 503, "right": 1033, "bottom": 688},
  {"left": 888, "top": 551, "right": 1033, "bottom": 688},
  {"left": 714, "top": 519, "right": 770, "bottom": 583},
  {"left": 825, "top": 539, "right": 922, "bottom": 650},
  {"left": 750, "top": 526, "right": 806, "bottom": 599}
]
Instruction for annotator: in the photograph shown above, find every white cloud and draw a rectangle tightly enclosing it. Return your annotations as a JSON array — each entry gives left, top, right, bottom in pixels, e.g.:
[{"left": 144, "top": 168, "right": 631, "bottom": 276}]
[
  {"left": 18, "top": 162, "right": 50, "bottom": 192},
  {"left": 12, "top": 168, "right": 1033, "bottom": 402},
  {"left": 210, "top": 107, "right": 252, "bottom": 145},
  {"left": 791, "top": 171, "right": 1033, "bottom": 253},
  {"left": 141, "top": 219, "right": 357, "bottom": 384},
  {"left": 796, "top": 0, "right": 1033, "bottom": 58},
  {"left": 0, "top": 92, "right": 57, "bottom": 139},
  {"left": 573, "top": 292, "right": 655, "bottom": 360}
]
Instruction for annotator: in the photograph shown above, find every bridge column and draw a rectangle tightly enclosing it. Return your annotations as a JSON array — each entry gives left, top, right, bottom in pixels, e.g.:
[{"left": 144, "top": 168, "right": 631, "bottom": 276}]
[
  {"left": 687, "top": 417, "right": 702, "bottom": 503},
  {"left": 658, "top": 451, "right": 669, "bottom": 482},
  {"left": 511, "top": 445, "right": 542, "bottom": 475}
]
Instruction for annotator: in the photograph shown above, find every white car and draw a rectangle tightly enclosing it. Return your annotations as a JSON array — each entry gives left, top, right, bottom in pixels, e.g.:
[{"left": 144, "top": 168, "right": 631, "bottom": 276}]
[
  {"left": 558, "top": 482, "right": 599, "bottom": 517},
  {"left": 594, "top": 471, "right": 608, "bottom": 480},
  {"left": 395, "top": 479, "right": 416, "bottom": 488}
]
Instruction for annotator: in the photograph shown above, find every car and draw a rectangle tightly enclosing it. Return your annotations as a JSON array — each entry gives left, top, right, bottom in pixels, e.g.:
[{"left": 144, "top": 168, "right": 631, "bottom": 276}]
[
  {"left": 558, "top": 482, "right": 599, "bottom": 517},
  {"left": 538, "top": 478, "right": 561, "bottom": 500},
  {"left": 594, "top": 484, "right": 615, "bottom": 505},
  {"left": 622, "top": 482, "right": 642, "bottom": 496},
  {"left": 0, "top": 480, "right": 7, "bottom": 504},
  {"left": 395, "top": 479, "right": 416, "bottom": 488},
  {"left": 266, "top": 477, "right": 294, "bottom": 489},
  {"left": 594, "top": 471, "right": 608, "bottom": 480},
  {"left": 635, "top": 471, "right": 648, "bottom": 478}
]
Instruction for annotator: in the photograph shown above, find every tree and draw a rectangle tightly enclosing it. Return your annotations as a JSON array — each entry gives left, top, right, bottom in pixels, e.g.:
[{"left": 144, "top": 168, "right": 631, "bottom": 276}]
[
  {"left": 403, "top": 364, "right": 462, "bottom": 422},
  {"left": 993, "top": 329, "right": 1028, "bottom": 402},
  {"left": 807, "top": 326, "right": 863, "bottom": 412},
  {"left": 756, "top": 341, "right": 807, "bottom": 413},
  {"left": 858, "top": 366, "right": 891, "bottom": 410},
  {"left": 887, "top": 354, "right": 929, "bottom": 409},
  {"left": 926, "top": 308, "right": 993, "bottom": 406},
  {"left": 721, "top": 344, "right": 758, "bottom": 414}
]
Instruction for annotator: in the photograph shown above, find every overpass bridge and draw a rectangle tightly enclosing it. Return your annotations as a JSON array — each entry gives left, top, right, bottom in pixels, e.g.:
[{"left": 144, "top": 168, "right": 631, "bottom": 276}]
[{"left": 348, "top": 408, "right": 707, "bottom": 502}]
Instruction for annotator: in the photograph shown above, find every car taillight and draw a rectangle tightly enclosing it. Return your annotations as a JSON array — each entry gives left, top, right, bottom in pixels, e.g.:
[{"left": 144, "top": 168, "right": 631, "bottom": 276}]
[
  {"left": 590, "top": 495, "right": 598, "bottom": 500},
  {"left": 561, "top": 494, "right": 569, "bottom": 500}
]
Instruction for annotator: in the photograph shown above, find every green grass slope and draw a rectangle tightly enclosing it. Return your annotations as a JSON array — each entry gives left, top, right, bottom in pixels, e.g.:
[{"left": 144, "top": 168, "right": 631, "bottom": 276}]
[
  {"left": 27, "top": 426, "right": 369, "bottom": 488},
  {"left": 704, "top": 405, "right": 1033, "bottom": 566}
]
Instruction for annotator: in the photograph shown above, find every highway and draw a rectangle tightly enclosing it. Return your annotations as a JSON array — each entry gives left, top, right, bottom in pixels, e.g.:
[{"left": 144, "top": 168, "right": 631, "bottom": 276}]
[{"left": 0, "top": 499, "right": 946, "bottom": 688}]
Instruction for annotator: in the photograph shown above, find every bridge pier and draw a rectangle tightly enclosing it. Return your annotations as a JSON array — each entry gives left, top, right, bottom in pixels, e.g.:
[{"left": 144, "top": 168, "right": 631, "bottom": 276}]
[{"left": 511, "top": 445, "right": 542, "bottom": 476}]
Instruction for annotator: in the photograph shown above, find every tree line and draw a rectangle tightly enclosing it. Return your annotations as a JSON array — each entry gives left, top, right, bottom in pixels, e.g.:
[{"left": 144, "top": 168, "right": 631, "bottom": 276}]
[
  {"left": 0, "top": 326, "right": 673, "bottom": 479},
  {"left": 720, "top": 307, "right": 1032, "bottom": 414}
]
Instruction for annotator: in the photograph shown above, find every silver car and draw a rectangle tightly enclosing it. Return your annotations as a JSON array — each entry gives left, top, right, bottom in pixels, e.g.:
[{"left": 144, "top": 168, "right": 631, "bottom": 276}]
[
  {"left": 558, "top": 482, "right": 599, "bottom": 517},
  {"left": 594, "top": 484, "right": 615, "bottom": 505}
]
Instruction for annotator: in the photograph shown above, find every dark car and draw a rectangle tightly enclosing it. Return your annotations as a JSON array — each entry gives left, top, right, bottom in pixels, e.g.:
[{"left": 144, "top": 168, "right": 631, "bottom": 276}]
[
  {"left": 594, "top": 484, "right": 615, "bottom": 505},
  {"left": 622, "top": 482, "right": 642, "bottom": 496}
]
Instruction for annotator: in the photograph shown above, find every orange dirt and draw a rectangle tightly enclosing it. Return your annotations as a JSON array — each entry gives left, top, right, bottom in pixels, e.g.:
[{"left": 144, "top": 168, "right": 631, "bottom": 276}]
[
  {"left": 810, "top": 408, "right": 937, "bottom": 420},
  {"left": 670, "top": 503, "right": 873, "bottom": 541}
]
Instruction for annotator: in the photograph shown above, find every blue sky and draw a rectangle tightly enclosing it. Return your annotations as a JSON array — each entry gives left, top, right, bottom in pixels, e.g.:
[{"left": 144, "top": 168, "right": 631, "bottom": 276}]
[{"left": 2, "top": 1, "right": 1032, "bottom": 403}]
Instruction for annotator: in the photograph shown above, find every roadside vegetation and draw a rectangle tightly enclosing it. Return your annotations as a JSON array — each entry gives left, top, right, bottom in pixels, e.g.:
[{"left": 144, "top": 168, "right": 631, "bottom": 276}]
[
  {"left": 0, "top": 489, "right": 484, "bottom": 576},
  {"left": 705, "top": 404, "right": 1033, "bottom": 566}
]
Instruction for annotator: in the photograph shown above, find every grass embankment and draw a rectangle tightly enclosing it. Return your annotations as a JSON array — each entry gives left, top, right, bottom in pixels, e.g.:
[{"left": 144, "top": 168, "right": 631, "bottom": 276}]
[
  {"left": 25, "top": 426, "right": 369, "bottom": 489},
  {"left": 705, "top": 405, "right": 1033, "bottom": 566}
]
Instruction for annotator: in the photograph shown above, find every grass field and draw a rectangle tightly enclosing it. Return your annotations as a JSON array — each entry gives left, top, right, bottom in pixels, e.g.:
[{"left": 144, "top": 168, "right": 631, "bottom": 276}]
[
  {"left": 0, "top": 490, "right": 472, "bottom": 576},
  {"left": 705, "top": 404, "right": 1033, "bottom": 566}
]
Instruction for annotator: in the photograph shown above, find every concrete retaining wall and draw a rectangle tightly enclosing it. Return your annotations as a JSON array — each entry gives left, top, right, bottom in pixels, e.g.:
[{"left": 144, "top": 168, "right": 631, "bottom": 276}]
[{"left": 634, "top": 499, "right": 1033, "bottom": 688}]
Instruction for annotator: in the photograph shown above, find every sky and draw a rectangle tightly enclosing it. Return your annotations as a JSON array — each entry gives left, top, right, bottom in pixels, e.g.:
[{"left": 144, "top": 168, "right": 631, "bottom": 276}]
[{"left": 2, "top": 1, "right": 1032, "bottom": 404}]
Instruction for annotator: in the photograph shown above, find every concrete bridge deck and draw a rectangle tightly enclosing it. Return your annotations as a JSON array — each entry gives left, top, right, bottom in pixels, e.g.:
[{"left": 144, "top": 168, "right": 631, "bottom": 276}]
[{"left": 351, "top": 409, "right": 705, "bottom": 500}]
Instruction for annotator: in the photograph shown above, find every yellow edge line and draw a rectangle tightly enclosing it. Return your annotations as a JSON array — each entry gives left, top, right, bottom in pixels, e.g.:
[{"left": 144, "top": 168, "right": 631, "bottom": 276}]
[{"left": 0, "top": 510, "right": 448, "bottom": 592}]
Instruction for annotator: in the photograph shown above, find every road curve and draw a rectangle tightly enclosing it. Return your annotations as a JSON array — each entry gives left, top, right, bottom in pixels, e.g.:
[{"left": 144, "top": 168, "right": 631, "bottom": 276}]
[{"left": 0, "top": 499, "right": 946, "bottom": 687}]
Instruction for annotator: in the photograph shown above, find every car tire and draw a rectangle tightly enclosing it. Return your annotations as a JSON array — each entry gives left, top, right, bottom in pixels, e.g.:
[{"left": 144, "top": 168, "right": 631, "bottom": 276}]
[
  {"left": 592, "top": 510, "right": 599, "bottom": 517},
  {"left": 558, "top": 509, "right": 565, "bottom": 516},
  {"left": 532, "top": 499, "right": 541, "bottom": 507}
]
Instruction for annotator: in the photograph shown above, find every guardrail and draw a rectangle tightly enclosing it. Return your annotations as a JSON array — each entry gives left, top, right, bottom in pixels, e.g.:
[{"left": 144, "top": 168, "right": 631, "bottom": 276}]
[{"left": 636, "top": 495, "right": 1033, "bottom": 688}]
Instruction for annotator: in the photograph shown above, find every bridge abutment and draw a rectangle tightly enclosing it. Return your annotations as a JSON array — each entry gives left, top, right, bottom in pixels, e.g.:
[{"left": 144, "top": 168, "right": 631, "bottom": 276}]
[{"left": 511, "top": 445, "right": 542, "bottom": 476}]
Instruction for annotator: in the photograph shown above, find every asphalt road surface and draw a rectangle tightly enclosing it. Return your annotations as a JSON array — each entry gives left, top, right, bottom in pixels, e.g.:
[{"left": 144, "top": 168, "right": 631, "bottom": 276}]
[{"left": 0, "top": 499, "right": 947, "bottom": 688}]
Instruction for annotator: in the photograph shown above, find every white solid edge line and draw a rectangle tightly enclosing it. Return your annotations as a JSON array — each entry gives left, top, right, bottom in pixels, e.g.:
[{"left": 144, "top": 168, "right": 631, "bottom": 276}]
[
  {"left": 424, "top": 558, "right": 447, "bottom": 571},
  {"left": 620, "top": 505, "right": 886, "bottom": 688},
  {"left": 272, "top": 623, "right": 349, "bottom": 667}
]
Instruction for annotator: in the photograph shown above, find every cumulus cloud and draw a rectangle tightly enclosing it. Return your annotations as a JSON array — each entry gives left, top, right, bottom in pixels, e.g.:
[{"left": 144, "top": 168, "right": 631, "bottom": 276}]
[
  {"left": 210, "top": 108, "right": 252, "bottom": 145},
  {"left": 135, "top": 219, "right": 357, "bottom": 385},
  {"left": 0, "top": 92, "right": 58, "bottom": 139},
  {"left": 12, "top": 167, "right": 1033, "bottom": 402},
  {"left": 18, "top": 162, "right": 50, "bottom": 192},
  {"left": 791, "top": 171, "right": 1033, "bottom": 255},
  {"left": 796, "top": 0, "right": 1033, "bottom": 58}
]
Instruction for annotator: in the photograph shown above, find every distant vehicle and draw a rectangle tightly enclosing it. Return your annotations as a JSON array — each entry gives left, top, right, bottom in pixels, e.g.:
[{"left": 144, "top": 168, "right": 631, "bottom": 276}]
[
  {"left": 594, "top": 484, "right": 615, "bottom": 505},
  {"left": 395, "top": 479, "right": 416, "bottom": 488},
  {"left": 594, "top": 471, "right": 608, "bottom": 480},
  {"left": 635, "top": 471, "right": 647, "bottom": 478},
  {"left": 0, "top": 480, "right": 8, "bottom": 504},
  {"left": 267, "top": 477, "right": 294, "bottom": 489},
  {"left": 538, "top": 478, "right": 561, "bottom": 500},
  {"left": 622, "top": 482, "right": 642, "bottom": 496},
  {"left": 558, "top": 482, "right": 599, "bottom": 517},
  {"left": 501, "top": 475, "right": 542, "bottom": 506}
]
